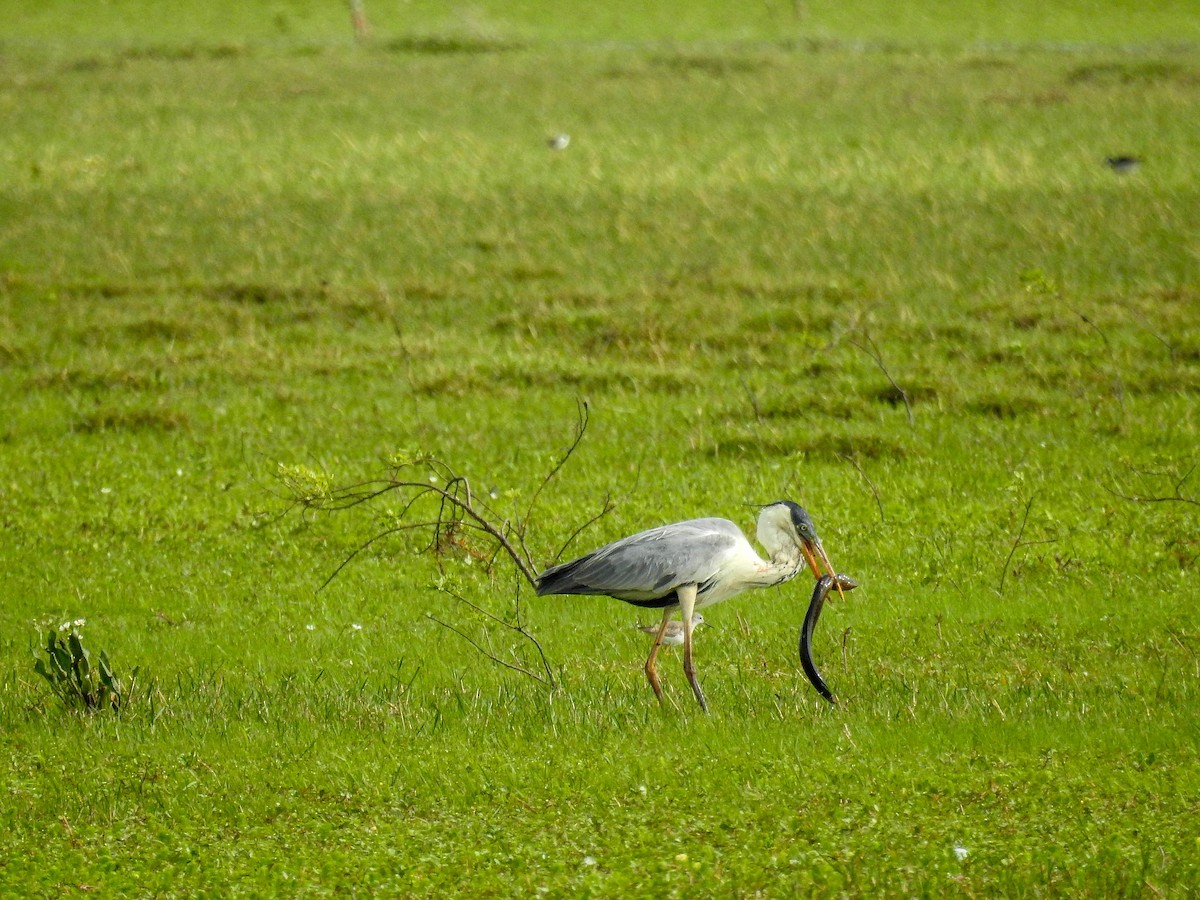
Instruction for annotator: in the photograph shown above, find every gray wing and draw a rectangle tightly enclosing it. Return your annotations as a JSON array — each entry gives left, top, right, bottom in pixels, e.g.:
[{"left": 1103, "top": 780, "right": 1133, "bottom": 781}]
[{"left": 536, "top": 517, "right": 748, "bottom": 602}]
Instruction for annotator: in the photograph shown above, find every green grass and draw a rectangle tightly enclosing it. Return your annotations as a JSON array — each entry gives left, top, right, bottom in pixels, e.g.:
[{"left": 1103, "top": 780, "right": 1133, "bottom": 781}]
[
  {"left": 6, "top": 0, "right": 1200, "bottom": 46},
  {"left": 2, "top": 2, "right": 1199, "bottom": 895}
]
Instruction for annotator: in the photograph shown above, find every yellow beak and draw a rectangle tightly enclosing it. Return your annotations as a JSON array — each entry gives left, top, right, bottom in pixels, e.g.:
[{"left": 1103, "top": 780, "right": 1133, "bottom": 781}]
[{"left": 802, "top": 538, "right": 845, "bottom": 601}]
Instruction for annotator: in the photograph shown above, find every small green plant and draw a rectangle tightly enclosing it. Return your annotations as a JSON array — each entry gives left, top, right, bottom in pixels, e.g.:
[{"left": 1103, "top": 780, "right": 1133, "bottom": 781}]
[
  {"left": 276, "top": 462, "right": 333, "bottom": 506},
  {"left": 33, "top": 628, "right": 138, "bottom": 713},
  {"left": 1019, "top": 266, "right": 1059, "bottom": 297}
]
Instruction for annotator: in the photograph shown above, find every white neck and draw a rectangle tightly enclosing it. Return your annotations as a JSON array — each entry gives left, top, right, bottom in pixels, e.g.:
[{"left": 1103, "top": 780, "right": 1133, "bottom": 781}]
[
  {"left": 759, "top": 548, "right": 805, "bottom": 588},
  {"left": 755, "top": 506, "right": 806, "bottom": 587}
]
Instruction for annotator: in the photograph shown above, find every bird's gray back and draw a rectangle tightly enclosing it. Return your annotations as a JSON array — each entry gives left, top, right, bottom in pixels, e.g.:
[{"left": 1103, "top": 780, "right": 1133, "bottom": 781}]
[{"left": 536, "top": 517, "right": 749, "bottom": 602}]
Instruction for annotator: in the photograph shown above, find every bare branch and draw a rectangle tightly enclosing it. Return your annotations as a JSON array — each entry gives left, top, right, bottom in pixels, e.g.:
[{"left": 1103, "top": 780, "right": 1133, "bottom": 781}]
[
  {"left": 998, "top": 496, "right": 1056, "bottom": 594},
  {"left": 317, "top": 519, "right": 444, "bottom": 593},
  {"left": 1119, "top": 302, "right": 1177, "bottom": 363},
  {"left": 552, "top": 493, "right": 617, "bottom": 564},
  {"left": 519, "top": 400, "right": 590, "bottom": 540},
  {"left": 1104, "top": 460, "right": 1200, "bottom": 508},
  {"left": 426, "top": 614, "right": 552, "bottom": 686},
  {"left": 514, "top": 588, "right": 555, "bottom": 687},
  {"left": 428, "top": 582, "right": 556, "bottom": 687},
  {"left": 838, "top": 452, "right": 885, "bottom": 524},
  {"left": 436, "top": 481, "right": 539, "bottom": 584},
  {"left": 273, "top": 408, "right": 605, "bottom": 692},
  {"left": 848, "top": 332, "right": 914, "bottom": 427},
  {"left": 1075, "top": 310, "right": 1126, "bottom": 418},
  {"left": 302, "top": 473, "right": 541, "bottom": 588},
  {"left": 1105, "top": 488, "right": 1200, "bottom": 508},
  {"left": 740, "top": 377, "right": 764, "bottom": 422}
]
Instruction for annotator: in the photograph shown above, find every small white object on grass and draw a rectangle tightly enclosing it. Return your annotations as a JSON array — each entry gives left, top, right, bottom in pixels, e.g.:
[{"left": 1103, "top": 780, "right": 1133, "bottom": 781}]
[
  {"left": 954, "top": 846, "right": 969, "bottom": 861},
  {"left": 547, "top": 133, "right": 570, "bottom": 150},
  {"left": 637, "top": 614, "right": 705, "bottom": 646}
]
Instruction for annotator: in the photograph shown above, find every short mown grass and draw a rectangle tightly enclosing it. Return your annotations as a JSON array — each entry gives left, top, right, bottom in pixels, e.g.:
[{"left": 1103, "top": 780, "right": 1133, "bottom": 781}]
[{"left": 2, "top": 1, "right": 1199, "bottom": 895}]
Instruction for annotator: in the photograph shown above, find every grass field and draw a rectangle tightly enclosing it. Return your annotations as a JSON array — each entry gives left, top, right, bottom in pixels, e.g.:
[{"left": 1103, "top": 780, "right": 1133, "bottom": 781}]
[{"left": 2, "top": 2, "right": 1199, "bottom": 895}]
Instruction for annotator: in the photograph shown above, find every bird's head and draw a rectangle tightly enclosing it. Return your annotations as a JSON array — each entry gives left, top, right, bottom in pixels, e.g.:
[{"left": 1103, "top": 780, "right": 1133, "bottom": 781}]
[{"left": 757, "top": 501, "right": 842, "bottom": 596}]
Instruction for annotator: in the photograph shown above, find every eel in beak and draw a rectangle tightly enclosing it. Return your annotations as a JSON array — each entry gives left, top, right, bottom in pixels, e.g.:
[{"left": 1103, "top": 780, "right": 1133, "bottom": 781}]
[{"left": 800, "top": 573, "right": 858, "bottom": 704}]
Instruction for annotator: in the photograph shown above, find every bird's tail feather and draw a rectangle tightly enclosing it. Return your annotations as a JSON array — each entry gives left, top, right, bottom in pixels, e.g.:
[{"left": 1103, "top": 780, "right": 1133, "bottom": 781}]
[{"left": 534, "top": 554, "right": 595, "bottom": 596}]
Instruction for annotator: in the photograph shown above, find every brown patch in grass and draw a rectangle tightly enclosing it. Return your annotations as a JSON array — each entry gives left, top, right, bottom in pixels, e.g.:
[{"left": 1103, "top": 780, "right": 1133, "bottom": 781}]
[{"left": 75, "top": 407, "right": 189, "bottom": 433}]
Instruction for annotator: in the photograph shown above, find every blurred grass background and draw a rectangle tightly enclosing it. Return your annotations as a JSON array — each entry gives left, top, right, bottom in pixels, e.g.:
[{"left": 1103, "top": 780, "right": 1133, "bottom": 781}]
[{"left": 1, "top": 1, "right": 1198, "bottom": 895}]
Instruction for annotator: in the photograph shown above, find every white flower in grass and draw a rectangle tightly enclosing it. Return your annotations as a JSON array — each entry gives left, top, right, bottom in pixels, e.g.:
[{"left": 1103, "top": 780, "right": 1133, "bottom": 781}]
[
  {"left": 954, "top": 846, "right": 969, "bottom": 861},
  {"left": 305, "top": 623, "right": 315, "bottom": 631},
  {"left": 351, "top": 623, "right": 362, "bottom": 631}
]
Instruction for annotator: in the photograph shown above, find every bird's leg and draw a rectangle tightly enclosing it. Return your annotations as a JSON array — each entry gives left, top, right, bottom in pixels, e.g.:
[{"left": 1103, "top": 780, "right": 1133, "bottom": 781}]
[
  {"left": 644, "top": 608, "right": 672, "bottom": 703},
  {"left": 678, "top": 585, "right": 708, "bottom": 713}
]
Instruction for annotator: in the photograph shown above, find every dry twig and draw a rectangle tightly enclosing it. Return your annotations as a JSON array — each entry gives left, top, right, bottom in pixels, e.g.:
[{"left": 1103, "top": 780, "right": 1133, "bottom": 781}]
[
  {"left": 848, "top": 332, "right": 914, "bottom": 427},
  {"left": 838, "top": 452, "right": 885, "bottom": 524},
  {"left": 997, "top": 495, "right": 1057, "bottom": 595},
  {"left": 427, "top": 583, "right": 556, "bottom": 687},
  {"left": 276, "top": 402, "right": 607, "bottom": 688},
  {"left": 280, "top": 401, "right": 600, "bottom": 592},
  {"left": 1105, "top": 460, "right": 1199, "bottom": 509}
]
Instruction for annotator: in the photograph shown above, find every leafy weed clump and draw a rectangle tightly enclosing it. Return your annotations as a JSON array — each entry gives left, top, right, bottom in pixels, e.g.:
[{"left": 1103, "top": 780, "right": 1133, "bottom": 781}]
[{"left": 33, "top": 627, "right": 141, "bottom": 714}]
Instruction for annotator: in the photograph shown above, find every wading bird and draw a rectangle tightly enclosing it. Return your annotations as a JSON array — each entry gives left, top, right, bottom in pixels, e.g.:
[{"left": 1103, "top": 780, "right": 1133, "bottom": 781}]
[
  {"left": 1105, "top": 155, "right": 1140, "bottom": 173},
  {"left": 536, "top": 501, "right": 838, "bottom": 712},
  {"left": 637, "top": 613, "right": 706, "bottom": 646}
]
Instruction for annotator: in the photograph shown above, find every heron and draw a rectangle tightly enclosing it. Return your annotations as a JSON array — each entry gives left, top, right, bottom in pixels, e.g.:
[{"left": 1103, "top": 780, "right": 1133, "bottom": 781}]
[{"left": 536, "top": 500, "right": 839, "bottom": 712}]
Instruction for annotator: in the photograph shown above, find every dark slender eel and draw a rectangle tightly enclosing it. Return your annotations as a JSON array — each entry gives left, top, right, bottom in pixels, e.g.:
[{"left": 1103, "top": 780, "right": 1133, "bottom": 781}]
[{"left": 800, "top": 573, "right": 858, "bottom": 704}]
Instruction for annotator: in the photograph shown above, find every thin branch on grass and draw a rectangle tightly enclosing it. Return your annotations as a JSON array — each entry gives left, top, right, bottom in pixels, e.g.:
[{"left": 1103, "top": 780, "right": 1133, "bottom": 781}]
[
  {"left": 1119, "top": 302, "right": 1177, "bottom": 364},
  {"left": 997, "top": 495, "right": 1057, "bottom": 595},
  {"left": 315, "top": 518, "right": 446, "bottom": 593},
  {"left": 426, "top": 583, "right": 556, "bottom": 687},
  {"left": 519, "top": 400, "right": 590, "bottom": 541},
  {"left": 998, "top": 497, "right": 1034, "bottom": 596},
  {"left": 1104, "top": 460, "right": 1200, "bottom": 509},
  {"left": 1075, "top": 311, "right": 1126, "bottom": 420},
  {"left": 313, "top": 470, "right": 540, "bottom": 589},
  {"left": 275, "top": 407, "right": 606, "bottom": 689},
  {"left": 848, "top": 332, "right": 914, "bottom": 427},
  {"left": 740, "top": 377, "right": 764, "bottom": 423},
  {"left": 551, "top": 492, "right": 617, "bottom": 564},
  {"left": 917, "top": 532, "right": 967, "bottom": 598},
  {"left": 286, "top": 440, "right": 580, "bottom": 591},
  {"left": 838, "top": 452, "right": 885, "bottom": 524}
]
